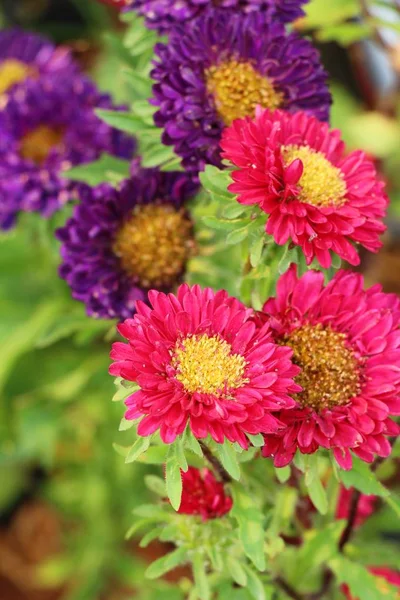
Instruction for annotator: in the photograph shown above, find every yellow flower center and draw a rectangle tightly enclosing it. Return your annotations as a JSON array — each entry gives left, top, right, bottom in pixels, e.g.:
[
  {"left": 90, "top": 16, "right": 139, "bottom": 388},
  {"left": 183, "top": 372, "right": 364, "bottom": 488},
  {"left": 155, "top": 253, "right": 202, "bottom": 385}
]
[
  {"left": 172, "top": 334, "right": 248, "bottom": 396},
  {"left": 0, "top": 59, "right": 34, "bottom": 95},
  {"left": 113, "top": 204, "right": 194, "bottom": 288},
  {"left": 282, "top": 144, "right": 347, "bottom": 207},
  {"left": 283, "top": 323, "right": 360, "bottom": 411},
  {"left": 19, "top": 125, "right": 64, "bottom": 165},
  {"left": 206, "top": 59, "right": 284, "bottom": 126}
]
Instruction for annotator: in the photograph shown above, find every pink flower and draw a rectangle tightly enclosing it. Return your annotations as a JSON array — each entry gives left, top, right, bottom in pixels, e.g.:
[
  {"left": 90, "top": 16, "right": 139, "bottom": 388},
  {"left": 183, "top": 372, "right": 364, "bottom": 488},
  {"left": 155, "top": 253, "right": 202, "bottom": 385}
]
[
  {"left": 220, "top": 108, "right": 387, "bottom": 268},
  {"left": 342, "top": 567, "right": 400, "bottom": 599},
  {"left": 336, "top": 486, "right": 377, "bottom": 527},
  {"left": 109, "top": 284, "right": 300, "bottom": 447},
  {"left": 177, "top": 467, "right": 232, "bottom": 520},
  {"left": 260, "top": 265, "right": 400, "bottom": 469}
]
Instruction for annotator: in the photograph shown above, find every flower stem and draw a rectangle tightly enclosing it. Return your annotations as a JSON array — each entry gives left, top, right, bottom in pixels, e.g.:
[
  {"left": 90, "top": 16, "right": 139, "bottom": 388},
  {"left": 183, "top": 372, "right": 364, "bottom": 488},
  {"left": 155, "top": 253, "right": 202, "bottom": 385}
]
[{"left": 199, "top": 441, "right": 232, "bottom": 484}]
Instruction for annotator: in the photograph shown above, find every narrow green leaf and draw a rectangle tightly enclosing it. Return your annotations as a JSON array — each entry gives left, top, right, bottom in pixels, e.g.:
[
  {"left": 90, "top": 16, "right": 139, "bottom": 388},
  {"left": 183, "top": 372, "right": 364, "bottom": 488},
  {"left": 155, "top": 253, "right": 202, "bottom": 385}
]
[
  {"left": 112, "top": 443, "right": 130, "bottom": 458},
  {"left": 338, "top": 457, "right": 390, "bottom": 497},
  {"left": 199, "top": 165, "right": 234, "bottom": 199},
  {"left": 275, "top": 465, "right": 291, "bottom": 484},
  {"left": 192, "top": 552, "right": 210, "bottom": 600},
  {"left": 202, "top": 216, "right": 244, "bottom": 231},
  {"left": 166, "top": 444, "right": 183, "bottom": 511},
  {"left": 184, "top": 429, "right": 203, "bottom": 458},
  {"left": 222, "top": 203, "right": 247, "bottom": 219},
  {"left": 96, "top": 109, "right": 151, "bottom": 135},
  {"left": 247, "top": 433, "right": 264, "bottom": 448},
  {"left": 249, "top": 236, "right": 264, "bottom": 268},
  {"left": 226, "top": 225, "right": 250, "bottom": 246},
  {"left": 216, "top": 441, "right": 241, "bottom": 481},
  {"left": 385, "top": 493, "right": 400, "bottom": 517},
  {"left": 175, "top": 437, "right": 188, "bottom": 472},
  {"left": 328, "top": 556, "right": 398, "bottom": 600},
  {"left": 292, "top": 521, "right": 345, "bottom": 582},
  {"left": 141, "top": 144, "right": 178, "bottom": 168},
  {"left": 243, "top": 565, "right": 266, "bottom": 600},
  {"left": 304, "top": 454, "right": 328, "bottom": 514},
  {"left": 62, "top": 153, "right": 131, "bottom": 186},
  {"left": 144, "top": 475, "right": 167, "bottom": 497},
  {"left": 231, "top": 485, "right": 266, "bottom": 571},
  {"left": 119, "top": 418, "right": 135, "bottom": 431},
  {"left": 145, "top": 547, "right": 187, "bottom": 579},
  {"left": 139, "top": 526, "right": 164, "bottom": 548},
  {"left": 125, "top": 436, "right": 151, "bottom": 464},
  {"left": 227, "top": 558, "right": 247, "bottom": 587}
]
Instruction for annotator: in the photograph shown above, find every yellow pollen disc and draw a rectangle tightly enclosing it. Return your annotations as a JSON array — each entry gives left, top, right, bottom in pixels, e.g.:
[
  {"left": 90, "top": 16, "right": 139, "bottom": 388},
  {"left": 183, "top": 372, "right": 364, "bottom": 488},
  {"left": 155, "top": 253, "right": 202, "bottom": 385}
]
[
  {"left": 282, "top": 144, "right": 347, "bottom": 207},
  {"left": 0, "top": 59, "right": 34, "bottom": 95},
  {"left": 283, "top": 323, "right": 360, "bottom": 411},
  {"left": 206, "top": 59, "right": 284, "bottom": 126},
  {"left": 19, "top": 125, "right": 64, "bottom": 165},
  {"left": 113, "top": 204, "right": 194, "bottom": 288},
  {"left": 172, "top": 334, "right": 248, "bottom": 396}
]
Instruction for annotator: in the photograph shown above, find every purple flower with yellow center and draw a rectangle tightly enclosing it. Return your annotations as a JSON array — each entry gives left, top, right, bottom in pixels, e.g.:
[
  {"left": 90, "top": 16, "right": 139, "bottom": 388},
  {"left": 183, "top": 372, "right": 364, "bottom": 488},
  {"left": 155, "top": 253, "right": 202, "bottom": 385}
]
[
  {"left": 0, "top": 28, "right": 77, "bottom": 97},
  {"left": 57, "top": 163, "right": 198, "bottom": 320},
  {"left": 0, "top": 76, "right": 134, "bottom": 230},
  {"left": 151, "top": 11, "right": 331, "bottom": 174},
  {"left": 126, "top": 0, "right": 308, "bottom": 33}
]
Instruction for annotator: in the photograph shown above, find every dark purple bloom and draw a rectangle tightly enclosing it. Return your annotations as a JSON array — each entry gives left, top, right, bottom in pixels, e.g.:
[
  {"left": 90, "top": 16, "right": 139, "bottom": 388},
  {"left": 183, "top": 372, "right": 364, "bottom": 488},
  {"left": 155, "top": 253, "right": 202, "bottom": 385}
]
[
  {"left": 0, "top": 76, "right": 135, "bottom": 230},
  {"left": 126, "top": 0, "right": 308, "bottom": 33},
  {"left": 151, "top": 11, "right": 331, "bottom": 175},
  {"left": 0, "top": 28, "right": 77, "bottom": 96},
  {"left": 57, "top": 164, "right": 198, "bottom": 320}
]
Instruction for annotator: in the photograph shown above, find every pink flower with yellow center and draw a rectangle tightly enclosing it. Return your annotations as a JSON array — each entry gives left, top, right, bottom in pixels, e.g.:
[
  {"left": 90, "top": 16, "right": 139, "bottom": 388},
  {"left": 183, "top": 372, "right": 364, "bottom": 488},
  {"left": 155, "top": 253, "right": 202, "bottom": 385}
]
[
  {"left": 221, "top": 108, "right": 388, "bottom": 268},
  {"left": 109, "top": 284, "right": 300, "bottom": 446},
  {"left": 260, "top": 265, "right": 400, "bottom": 469}
]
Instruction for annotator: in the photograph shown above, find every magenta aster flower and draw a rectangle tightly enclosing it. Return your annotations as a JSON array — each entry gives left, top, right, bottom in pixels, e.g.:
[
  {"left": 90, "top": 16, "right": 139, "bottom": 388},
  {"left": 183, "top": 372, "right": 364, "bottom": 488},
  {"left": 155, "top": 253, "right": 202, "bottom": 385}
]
[
  {"left": 221, "top": 108, "right": 387, "bottom": 268},
  {"left": 260, "top": 265, "right": 400, "bottom": 469},
  {"left": 0, "top": 76, "right": 134, "bottom": 230},
  {"left": 177, "top": 467, "right": 233, "bottom": 520},
  {"left": 151, "top": 11, "right": 330, "bottom": 174},
  {"left": 109, "top": 284, "right": 300, "bottom": 446},
  {"left": 57, "top": 165, "right": 197, "bottom": 320},
  {"left": 127, "top": 0, "right": 308, "bottom": 33},
  {"left": 0, "top": 29, "right": 76, "bottom": 96}
]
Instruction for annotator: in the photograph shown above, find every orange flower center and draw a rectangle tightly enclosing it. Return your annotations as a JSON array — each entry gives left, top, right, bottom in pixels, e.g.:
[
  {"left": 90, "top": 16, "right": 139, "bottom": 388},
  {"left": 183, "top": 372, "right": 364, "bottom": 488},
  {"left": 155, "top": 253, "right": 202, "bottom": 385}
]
[
  {"left": 206, "top": 59, "right": 284, "bottom": 126},
  {"left": 282, "top": 323, "right": 360, "bottom": 411},
  {"left": 113, "top": 204, "right": 194, "bottom": 288},
  {"left": 282, "top": 144, "right": 347, "bottom": 207},
  {"left": 19, "top": 125, "right": 64, "bottom": 165},
  {"left": 0, "top": 59, "right": 34, "bottom": 94},
  {"left": 172, "top": 334, "right": 248, "bottom": 396}
]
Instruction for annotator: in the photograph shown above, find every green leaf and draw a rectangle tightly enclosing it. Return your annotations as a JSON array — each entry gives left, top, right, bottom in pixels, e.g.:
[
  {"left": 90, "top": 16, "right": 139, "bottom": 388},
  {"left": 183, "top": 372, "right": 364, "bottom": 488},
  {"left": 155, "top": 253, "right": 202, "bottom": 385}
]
[
  {"left": 184, "top": 429, "right": 203, "bottom": 458},
  {"left": 226, "top": 225, "right": 251, "bottom": 246},
  {"left": 202, "top": 216, "right": 245, "bottom": 231},
  {"left": 227, "top": 558, "right": 247, "bottom": 587},
  {"left": 215, "top": 441, "right": 240, "bottom": 481},
  {"left": 292, "top": 521, "right": 345, "bottom": 582},
  {"left": 192, "top": 552, "right": 210, "bottom": 600},
  {"left": 141, "top": 143, "right": 178, "bottom": 168},
  {"left": 243, "top": 565, "right": 266, "bottom": 600},
  {"left": 119, "top": 418, "right": 135, "bottom": 431},
  {"left": 96, "top": 108, "right": 151, "bottom": 135},
  {"left": 145, "top": 547, "right": 187, "bottom": 579},
  {"left": 222, "top": 203, "right": 247, "bottom": 219},
  {"left": 175, "top": 437, "right": 188, "bottom": 472},
  {"left": 166, "top": 444, "right": 183, "bottom": 511},
  {"left": 328, "top": 556, "right": 398, "bottom": 600},
  {"left": 249, "top": 236, "right": 264, "bottom": 268},
  {"left": 247, "top": 434, "right": 264, "bottom": 448},
  {"left": 304, "top": 454, "right": 328, "bottom": 514},
  {"left": 62, "top": 153, "right": 131, "bottom": 186},
  {"left": 385, "top": 493, "right": 400, "bottom": 517},
  {"left": 275, "top": 465, "right": 291, "bottom": 484},
  {"left": 144, "top": 475, "right": 167, "bottom": 497},
  {"left": 199, "top": 165, "right": 234, "bottom": 199},
  {"left": 231, "top": 485, "right": 266, "bottom": 571},
  {"left": 125, "top": 436, "right": 151, "bottom": 464},
  {"left": 137, "top": 445, "right": 168, "bottom": 464},
  {"left": 139, "top": 526, "right": 164, "bottom": 548},
  {"left": 338, "top": 457, "right": 390, "bottom": 497}
]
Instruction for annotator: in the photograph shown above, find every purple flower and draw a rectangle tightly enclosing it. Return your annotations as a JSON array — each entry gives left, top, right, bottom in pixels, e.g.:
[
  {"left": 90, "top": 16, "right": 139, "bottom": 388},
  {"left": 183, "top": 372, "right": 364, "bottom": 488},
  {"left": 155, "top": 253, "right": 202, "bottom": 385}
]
[
  {"left": 0, "top": 76, "right": 135, "bottom": 230},
  {"left": 0, "top": 28, "right": 77, "bottom": 96},
  {"left": 151, "top": 11, "right": 331, "bottom": 175},
  {"left": 126, "top": 0, "right": 308, "bottom": 33},
  {"left": 57, "top": 163, "right": 198, "bottom": 320}
]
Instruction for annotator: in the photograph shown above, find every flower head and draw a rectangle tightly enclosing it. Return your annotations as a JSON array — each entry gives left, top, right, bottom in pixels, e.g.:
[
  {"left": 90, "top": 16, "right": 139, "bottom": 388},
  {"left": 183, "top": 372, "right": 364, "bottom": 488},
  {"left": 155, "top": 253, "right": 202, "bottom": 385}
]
[
  {"left": 260, "top": 265, "right": 400, "bottom": 469},
  {"left": 109, "top": 283, "right": 300, "bottom": 446},
  {"left": 343, "top": 567, "right": 400, "bottom": 599},
  {"left": 336, "top": 486, "right": 377, "bottom": 527},
  {"left": 0, "top": 29, "right": 76, "bottom": 96},
  {"left": 221, "top": 109, "right": 387, "bottom": 268},
  {"left": 57, "top": 164, "right": 197, "bottom": 320},
  {"left": 151, "top": 12, "right": 330, "bottom": 174},
  {"left": 177, "top": 467, "right": 232, "bottom": 520},
  {"left": 128, "top": 0, "right": 308, "bottom": 33},
  {"left": 0, "top": 76, "right": 134, "bottom": 230}
]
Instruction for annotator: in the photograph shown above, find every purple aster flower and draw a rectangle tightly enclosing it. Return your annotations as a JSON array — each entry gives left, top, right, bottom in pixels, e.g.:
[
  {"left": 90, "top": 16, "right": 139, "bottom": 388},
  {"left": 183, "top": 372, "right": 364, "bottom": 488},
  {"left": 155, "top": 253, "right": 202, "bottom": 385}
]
[
  {"left": 0, "top": 76, "right": 135, "bottom": 230},
  {"left": 56, "top": 163, "right": 198, "bottom": 320},
  {"left": 151, "top": 11, "right": 331, "bottom": 174},
  {"left": 0, "top": 28, "right": 77, "bottom": 96},
  {"left": 126, "top": 0, "right": 308, "bottom": 33}
]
